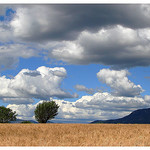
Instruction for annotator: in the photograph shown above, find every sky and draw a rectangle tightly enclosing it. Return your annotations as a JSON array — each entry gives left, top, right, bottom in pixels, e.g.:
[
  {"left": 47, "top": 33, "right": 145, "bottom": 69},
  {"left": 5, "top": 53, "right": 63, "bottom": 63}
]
[{"left": 1, "top": 4, "right": 150, "bottom": 123}]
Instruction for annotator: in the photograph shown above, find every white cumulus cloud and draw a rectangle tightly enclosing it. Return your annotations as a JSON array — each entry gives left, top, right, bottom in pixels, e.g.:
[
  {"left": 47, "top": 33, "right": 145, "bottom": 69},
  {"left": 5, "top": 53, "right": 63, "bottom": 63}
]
[
  {"left": 7, "top": 103, "right": 36, "bottom": 120},
  {"left": 97, "top": 68, "right": 143, "bottom": 97},
  {"left": 0, "top": 66, "right": 77, "bottom": 104}
]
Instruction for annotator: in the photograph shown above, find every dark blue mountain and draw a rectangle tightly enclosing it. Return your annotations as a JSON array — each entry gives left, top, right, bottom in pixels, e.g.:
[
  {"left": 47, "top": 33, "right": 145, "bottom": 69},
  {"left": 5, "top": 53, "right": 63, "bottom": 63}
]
[
  {"left": 10, "top": 119, "right": 38, "bottom": 123},
  {"left": 91, "top": 108, "right": 150, "bottom": 124}
]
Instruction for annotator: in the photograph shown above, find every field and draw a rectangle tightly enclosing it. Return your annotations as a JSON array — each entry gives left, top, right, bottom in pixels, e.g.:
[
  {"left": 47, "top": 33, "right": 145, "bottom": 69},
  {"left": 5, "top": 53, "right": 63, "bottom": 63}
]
[{"left": 0, "top": 123, "right": 150, "bottom": 146}]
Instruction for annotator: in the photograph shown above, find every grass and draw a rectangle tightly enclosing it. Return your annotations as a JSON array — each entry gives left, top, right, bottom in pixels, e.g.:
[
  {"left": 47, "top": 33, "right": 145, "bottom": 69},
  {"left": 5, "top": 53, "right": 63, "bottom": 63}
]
[{"left": 0, "top": 123, "right": 150, "bottom": 146}]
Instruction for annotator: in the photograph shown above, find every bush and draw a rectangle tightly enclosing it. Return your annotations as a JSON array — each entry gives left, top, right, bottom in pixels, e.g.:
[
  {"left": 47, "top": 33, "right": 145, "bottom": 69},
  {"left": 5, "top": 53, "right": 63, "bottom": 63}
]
[
  {"left": 21, "top": 121, "right": 32, "bottom": 123},
  {"left": 34, "top": 101, "right": 59, "bottom": 123}
]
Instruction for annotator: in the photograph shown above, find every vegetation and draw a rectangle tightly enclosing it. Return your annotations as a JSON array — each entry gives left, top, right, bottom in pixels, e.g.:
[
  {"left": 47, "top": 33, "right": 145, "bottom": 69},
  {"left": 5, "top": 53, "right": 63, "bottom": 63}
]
[
  {"left": 34, "top": 101, "right": 59, "bottom": 123},
  {"left": 0, "top": 106, "right": 17, "bottom": 123},
  {"left": 21, "top": 121, "right": 32, "bottom": 123},
  {"left": 0, "top": 124, "right": 150, "bottom": 146}
]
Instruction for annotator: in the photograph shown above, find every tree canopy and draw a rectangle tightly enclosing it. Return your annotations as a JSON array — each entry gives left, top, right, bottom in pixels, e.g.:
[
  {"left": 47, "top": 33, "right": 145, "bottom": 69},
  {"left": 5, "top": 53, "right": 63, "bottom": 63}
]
[
  {"left": 0, "top": 106, "right": 17, "bottom": 123},
  {"left": 34, "top": 101, "right": 59, "bottom": 123}
]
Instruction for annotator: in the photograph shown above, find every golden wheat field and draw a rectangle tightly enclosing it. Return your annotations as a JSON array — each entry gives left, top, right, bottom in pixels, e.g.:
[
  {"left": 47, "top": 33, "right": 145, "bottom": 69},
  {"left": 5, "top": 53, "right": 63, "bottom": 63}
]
[{"left": 0, "top": 123, "right": 150, "bottom": 146}]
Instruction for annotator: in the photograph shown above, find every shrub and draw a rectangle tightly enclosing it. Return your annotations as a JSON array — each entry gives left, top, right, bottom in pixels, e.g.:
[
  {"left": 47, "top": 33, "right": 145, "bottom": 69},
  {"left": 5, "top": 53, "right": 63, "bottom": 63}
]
[{"left": 21, "top": 121, "right": 32, "bottom": 123}]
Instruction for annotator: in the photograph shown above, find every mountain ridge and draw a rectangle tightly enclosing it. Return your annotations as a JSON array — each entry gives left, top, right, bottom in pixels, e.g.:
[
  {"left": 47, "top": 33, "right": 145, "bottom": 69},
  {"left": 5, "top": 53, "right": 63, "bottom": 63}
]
[{"left": 91, "top": 107, "right": 150, "bottom": 124}]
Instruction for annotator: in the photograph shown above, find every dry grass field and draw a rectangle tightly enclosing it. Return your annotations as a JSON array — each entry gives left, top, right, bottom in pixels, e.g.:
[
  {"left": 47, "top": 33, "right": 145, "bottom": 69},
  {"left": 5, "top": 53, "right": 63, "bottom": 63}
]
[{"left": 0, "top": 123, "right": 150, "bottom": 146}]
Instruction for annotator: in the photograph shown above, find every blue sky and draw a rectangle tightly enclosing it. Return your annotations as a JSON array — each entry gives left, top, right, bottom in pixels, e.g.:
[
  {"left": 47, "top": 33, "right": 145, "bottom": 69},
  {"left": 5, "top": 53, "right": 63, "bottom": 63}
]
[{"left": 1, "top": 4, "right": 150, "bottom": 123}]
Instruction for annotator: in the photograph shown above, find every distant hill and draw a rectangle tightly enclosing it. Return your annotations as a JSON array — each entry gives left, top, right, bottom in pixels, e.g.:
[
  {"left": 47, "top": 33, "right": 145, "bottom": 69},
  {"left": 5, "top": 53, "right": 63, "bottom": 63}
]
[
  {"left": 10, "top": 119, "right": 53, "bottom": 124},
  {"left": 91, "top": 108, "right": 150, "bottom": 124},
  {"left": 10, "top": 119, "right": 38, "bottom": 123}
]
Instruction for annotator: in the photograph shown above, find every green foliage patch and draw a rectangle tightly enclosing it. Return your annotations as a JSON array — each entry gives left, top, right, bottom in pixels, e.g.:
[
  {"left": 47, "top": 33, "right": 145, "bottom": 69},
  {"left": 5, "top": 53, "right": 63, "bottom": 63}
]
[{"left": 34, "top": 101, "right": 59, "bottom": 123}]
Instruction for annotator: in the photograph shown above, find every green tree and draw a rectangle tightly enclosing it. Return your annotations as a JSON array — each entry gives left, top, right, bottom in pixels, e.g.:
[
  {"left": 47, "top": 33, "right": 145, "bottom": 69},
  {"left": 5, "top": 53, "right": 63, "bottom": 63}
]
[
  {"left": 34, "top": 101, "right": 59, "bottom": 123},
  {"left": 0, "top": 106, "right": 17, "bottom": 123}
]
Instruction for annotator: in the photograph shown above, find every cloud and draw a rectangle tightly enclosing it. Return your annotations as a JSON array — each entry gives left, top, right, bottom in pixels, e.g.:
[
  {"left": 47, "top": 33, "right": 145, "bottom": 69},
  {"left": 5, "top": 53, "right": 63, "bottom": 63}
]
[
  {"left": 0, "top": 23, "right": 13, "bottom": 42},
  {"left": 0, "top": 5, "right": 9, "bottom": 16},
  {"left": 6, "top": 68, "right": 150, "bottom": 123},
  {"left": 3, "top": 98, "right": 34, "bottom": 104},
  {"left": 144, "top": 95, "right": 150, "bottom": 102},
  {"left": 49, "top": 25, "right": 150, "bottom": 68},
  {"left": 97, "top": 68, "right": 143, "bottom": 97},
  {"left": 23, "top": 70, "right": 41, "bottom": 77},
  {"left": 2, "top": 5, "right": 150, "bottom": 69},
  {"left": 7, "top": 92, "right": 150, "bottom": 123},
  {"left": 0, "top": 12, "right": 39, "bottom": 70},
  {"left": 0, "top": 66, "right": 77, "bottom": 104},
  {"left": 74, "top": 84, "right": 95, "bottom": 94},
  {"left": 10, "top": 5, "right": 78, "bottom": 42},
  {"left": 10, "top": 5, "right": 150, "bottom": 42},
  {"left": 74, "top": 92, "right": 148, "bottom": 111},
  {"left": 7, "top": 103, "right": 36, "bottom": 120},
  {"left": 5, "top": 67, "right": 150, "bottom": 123},
  {"left": 0, "top": 43, "right": 37, "bottom": 70}
]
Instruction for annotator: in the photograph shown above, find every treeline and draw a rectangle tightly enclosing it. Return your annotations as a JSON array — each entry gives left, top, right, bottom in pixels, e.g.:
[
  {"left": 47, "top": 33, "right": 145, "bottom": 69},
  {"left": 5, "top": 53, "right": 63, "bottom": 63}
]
[{"left": 0, "top": 101, "right": 59, "bottom": 123}]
